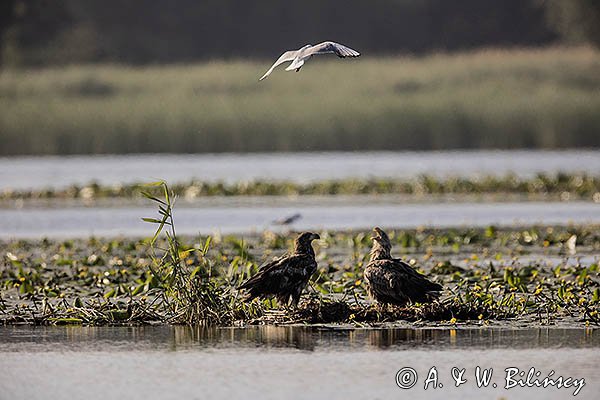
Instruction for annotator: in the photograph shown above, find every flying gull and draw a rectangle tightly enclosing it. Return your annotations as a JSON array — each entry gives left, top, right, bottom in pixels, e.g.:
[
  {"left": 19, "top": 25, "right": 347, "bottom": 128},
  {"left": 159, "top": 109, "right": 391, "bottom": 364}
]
[{"left": 259, "top": 41, "right": 360, "bottom": 81}]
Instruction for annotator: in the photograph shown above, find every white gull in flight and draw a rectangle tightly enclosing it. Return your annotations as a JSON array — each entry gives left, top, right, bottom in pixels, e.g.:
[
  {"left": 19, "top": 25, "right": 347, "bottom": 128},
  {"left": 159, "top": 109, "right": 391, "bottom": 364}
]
[{"left": 259, "top": 41, "right": 360, "bottom": 81}]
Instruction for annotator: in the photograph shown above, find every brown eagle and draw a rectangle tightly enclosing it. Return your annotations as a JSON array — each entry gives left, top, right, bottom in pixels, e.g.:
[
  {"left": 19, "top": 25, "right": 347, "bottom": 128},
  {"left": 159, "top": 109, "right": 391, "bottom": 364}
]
[
  {"left": 364, "top": 227, "right": 442, "bottom": 306},
  {"left": 239, "top": 232, "right": 320, "bottom": 307}
]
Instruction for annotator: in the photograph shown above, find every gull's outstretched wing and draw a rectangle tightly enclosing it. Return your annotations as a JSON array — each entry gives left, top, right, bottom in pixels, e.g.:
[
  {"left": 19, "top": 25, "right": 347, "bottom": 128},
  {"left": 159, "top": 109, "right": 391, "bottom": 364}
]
[
  {"left": 307, "top": 41, "right": 360, "bottom": 58},
  {"left": 259, "top": 51, "right": 298, "bottom": 81}
]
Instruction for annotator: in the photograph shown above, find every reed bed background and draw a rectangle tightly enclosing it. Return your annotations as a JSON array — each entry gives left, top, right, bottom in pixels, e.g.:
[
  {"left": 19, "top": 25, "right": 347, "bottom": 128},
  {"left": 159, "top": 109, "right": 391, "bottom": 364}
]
[{"left": 1, "top": 47, "right": 599, "bottom": 156}]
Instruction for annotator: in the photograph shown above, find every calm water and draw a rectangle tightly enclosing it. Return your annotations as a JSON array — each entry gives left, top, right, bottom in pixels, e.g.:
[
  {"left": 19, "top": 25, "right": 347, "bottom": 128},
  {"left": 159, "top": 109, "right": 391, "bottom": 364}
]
[
  {"left": 1, "top": 201, "right": 599, "bottom": 238},
  {"left": 1, "top": 150, "right": 599, "bottom": 190},
  {"left": 0, "top": 326, "right": 597, "bottom": 400}
]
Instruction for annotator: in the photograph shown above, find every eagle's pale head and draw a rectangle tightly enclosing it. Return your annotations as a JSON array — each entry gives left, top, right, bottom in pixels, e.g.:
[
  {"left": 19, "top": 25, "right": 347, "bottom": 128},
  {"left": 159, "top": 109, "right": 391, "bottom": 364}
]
[
  {"left": 294, "top": 232, "right": 320, "bottom": 255},
  {"left": 370, "top": 227, "right": 392, "bottom": 261}
]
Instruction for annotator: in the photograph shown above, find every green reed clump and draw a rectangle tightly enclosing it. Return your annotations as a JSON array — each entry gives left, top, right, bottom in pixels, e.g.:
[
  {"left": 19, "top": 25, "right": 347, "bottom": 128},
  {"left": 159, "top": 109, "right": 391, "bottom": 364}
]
[{"left": 141, "top": 181, "right": 251, "bottom": 324}]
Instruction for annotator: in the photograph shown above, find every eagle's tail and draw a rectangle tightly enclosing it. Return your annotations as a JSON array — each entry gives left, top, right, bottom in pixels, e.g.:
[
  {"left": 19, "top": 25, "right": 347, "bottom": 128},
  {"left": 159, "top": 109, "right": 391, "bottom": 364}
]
[{"left": 238, "top": 272, "right": 267, "bottom": 302}]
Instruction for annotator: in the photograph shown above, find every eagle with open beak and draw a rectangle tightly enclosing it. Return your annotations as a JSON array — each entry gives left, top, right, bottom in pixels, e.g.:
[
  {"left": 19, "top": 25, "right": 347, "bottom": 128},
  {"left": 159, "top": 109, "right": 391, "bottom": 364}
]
[{"left": 364, "top": 227, "right": 442, "bottom": 306}]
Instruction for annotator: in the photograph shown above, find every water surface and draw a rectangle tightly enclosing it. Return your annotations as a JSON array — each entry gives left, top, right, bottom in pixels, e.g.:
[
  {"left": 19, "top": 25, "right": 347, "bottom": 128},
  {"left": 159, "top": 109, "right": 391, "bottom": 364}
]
[
  {"left": 1, "top": 201, "right": 598, "bottom": 238},
  {"left": 0, "top": 326, "right": 597, "bottom": 400},
  {"left": 1, "top": 150, "right": 598, "bottom": 190}
]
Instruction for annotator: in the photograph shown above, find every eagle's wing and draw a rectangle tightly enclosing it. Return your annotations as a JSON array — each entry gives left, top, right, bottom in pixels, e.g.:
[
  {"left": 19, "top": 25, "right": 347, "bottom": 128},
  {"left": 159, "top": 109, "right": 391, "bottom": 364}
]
[
  {"left": 307, "top": 41, "right": 360, "bottom": 58},
  {"left": 238, "top": 252, "right": 316, "bottom": 297},
  {"left": 262, "top": 253, "right": 316, "bottom": 284},
  {"left": 238, "top": 254, "right": 289, "bottom": 290},
  {"left": 388, "top": 259, "right": 442, "bottom": 302},
  {"left": 286, "top": 253, "right": 317, "bottom": 279},
  {"left": 365, "top": 259, "right": 442, "bottom": 305},
  {"left": 278, "top": 253, "right": 317, "bottom": 305},
  {"left": 364, "top": 261, "right": 409, "bottom": 304},
  {"left": 259, "top": 50, "right": 298, "bottom": 81}
]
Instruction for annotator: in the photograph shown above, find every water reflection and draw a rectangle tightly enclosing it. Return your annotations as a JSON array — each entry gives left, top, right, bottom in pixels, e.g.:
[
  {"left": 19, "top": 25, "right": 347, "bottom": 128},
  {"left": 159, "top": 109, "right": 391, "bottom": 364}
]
[
  {"left": 0, "top": 325, "right": 597, "bottom": 352},
  {"left": 174, "top": 325, "right": 318, "bottom": 351}
]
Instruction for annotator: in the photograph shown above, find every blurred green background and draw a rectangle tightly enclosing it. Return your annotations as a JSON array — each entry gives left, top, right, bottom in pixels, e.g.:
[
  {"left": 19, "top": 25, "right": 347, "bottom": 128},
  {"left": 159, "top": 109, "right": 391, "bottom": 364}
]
[{"left": 1, "top": 0, "right": 599, "bottom": 155}]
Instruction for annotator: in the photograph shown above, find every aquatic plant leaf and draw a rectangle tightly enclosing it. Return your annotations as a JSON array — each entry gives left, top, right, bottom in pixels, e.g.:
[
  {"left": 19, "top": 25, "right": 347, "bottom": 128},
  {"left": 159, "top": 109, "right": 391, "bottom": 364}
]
[
  {"left": 141, "top": 191, "right": 167, "bottom": 205},
  {"left": 141, "top": 218, "right": 163, "bottom": 224}
]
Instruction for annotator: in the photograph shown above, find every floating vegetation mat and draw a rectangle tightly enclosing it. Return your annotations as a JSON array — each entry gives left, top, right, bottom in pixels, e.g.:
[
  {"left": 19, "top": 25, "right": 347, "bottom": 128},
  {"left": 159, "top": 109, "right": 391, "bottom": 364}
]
[
  {"left": 2, "top": 173, "right": 600, "bottom": 202},
  {"left": 253, "top": 298, "right": 495, "bottom": 326},
  {"left": 1, "top": 225, "right": 599, "bottom": 327}
]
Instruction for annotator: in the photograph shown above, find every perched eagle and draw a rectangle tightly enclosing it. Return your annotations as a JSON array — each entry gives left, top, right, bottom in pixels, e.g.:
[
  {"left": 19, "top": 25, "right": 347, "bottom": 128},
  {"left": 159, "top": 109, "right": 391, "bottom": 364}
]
[
  {"left": 239, "top": 232, "right": 320, "bottom": 307},
  {"left": 364, "top": 227, "right": 442, "bottom": 306}
]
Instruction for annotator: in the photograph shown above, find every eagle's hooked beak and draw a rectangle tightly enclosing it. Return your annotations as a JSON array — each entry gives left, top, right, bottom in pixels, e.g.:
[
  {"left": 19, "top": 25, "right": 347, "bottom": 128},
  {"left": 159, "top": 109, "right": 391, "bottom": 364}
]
[
  {"left": 371, "top": 227, "right": 384, "bottom": 241},
  {"left": 311, "top": 233, "right": 321, "bottom": 241}
]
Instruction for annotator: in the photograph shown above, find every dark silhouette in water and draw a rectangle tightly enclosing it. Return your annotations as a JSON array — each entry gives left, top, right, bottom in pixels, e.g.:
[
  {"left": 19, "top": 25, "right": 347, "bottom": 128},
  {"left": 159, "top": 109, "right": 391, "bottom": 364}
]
[
  {"left": 272, "top": 213, "right": 302, "bottom": 225},
  {"left": 364, "top": 227, "right": 442, "bottom": 306},
  {"left": 239, "top": 232, "right": 319, "bottom": 307}
]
